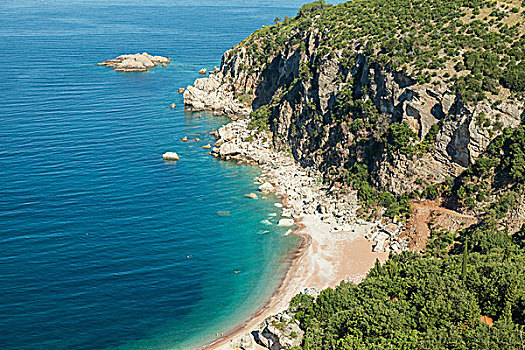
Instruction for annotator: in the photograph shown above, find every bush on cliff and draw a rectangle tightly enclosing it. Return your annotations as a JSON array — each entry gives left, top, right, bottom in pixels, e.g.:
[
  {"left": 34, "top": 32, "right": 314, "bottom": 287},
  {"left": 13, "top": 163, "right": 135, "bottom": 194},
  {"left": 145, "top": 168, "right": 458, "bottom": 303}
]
[
  {"left": 449, "top": 125, "right": 525, "bottom": 213},
  {"left": 248, "top": 105, "right": 272, "bottom": 131}
]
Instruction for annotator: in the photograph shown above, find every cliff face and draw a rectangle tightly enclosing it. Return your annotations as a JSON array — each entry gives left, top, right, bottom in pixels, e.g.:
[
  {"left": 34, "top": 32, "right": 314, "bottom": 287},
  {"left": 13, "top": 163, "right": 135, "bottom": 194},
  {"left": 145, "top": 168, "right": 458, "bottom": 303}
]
[{"left": 185, "top": 28, "right": 523, "bottom": 196}]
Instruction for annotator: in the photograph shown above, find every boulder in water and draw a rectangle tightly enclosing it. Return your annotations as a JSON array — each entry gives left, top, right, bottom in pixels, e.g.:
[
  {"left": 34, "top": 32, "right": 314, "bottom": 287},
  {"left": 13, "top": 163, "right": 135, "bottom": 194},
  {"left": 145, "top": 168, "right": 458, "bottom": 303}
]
[
  {"left": 278, "top": 218, "right": 294, "bottom": 226},
  {"left": 98, "top": 52, "right": 170, "bottom": 72},
  {"left": 259, "top": 182, "right": 275, "bottom": 194},
  {"left": 162, "top": 152, "right": 180, "bottom": 161}
]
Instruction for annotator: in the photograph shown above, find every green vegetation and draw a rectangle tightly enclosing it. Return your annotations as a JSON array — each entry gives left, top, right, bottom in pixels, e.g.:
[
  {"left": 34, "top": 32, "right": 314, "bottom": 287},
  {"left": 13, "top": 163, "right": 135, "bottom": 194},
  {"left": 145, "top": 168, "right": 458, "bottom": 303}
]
[
  {"left": 248, "top": 104, "right": 272, "bottom": 131},
  {"left": 236, "top": 0, "right": 525, "bottom": 103},
  {"left": 384, "top": 122, "right": 417, "bottom": 156},
  {"left": 238, "top": 0, "right": 523, "bottom": 216},
  {"left": 345, "top": 162, "right": 412, "bottom": 220},
  {"left": 288, "top": 223, "right": 525, "bottom": 349},
  {"left": 232, "top": 2, "right": 525, "bottom": 347},
  {"left": 233, "top": 0, "right": 525, "bottom": 226},
  {"left": 450, "top": 125, "right": 525, "bottom": 213}
]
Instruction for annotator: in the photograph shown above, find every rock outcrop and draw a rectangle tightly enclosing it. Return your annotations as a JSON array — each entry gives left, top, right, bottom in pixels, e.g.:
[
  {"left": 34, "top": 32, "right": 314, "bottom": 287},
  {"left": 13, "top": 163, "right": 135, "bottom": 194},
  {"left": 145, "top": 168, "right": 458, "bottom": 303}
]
[
  {"left": 162, "top": 152, "right": 179, "bottom": 161},
  {"left": 255, "top": 311, "right": 304, "bottom": 350},
  {"left": 98, "top": 53, "right": 170, "bottom": 72},
  {"left": 184, "top": 72, "right": 251, "bottom": 116},
  {"left": 183, "top": 28, "right": 523, "bottom": 197},
  {"left": 230, "top": 333, "right": 256, "bottom": 350}
]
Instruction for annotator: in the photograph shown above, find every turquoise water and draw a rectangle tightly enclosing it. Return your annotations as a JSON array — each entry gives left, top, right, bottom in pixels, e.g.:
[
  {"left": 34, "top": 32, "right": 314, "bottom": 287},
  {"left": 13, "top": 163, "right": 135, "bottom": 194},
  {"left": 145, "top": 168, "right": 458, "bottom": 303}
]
[{"left": 0, "top": 1, "right": 321, "bottom": 349}]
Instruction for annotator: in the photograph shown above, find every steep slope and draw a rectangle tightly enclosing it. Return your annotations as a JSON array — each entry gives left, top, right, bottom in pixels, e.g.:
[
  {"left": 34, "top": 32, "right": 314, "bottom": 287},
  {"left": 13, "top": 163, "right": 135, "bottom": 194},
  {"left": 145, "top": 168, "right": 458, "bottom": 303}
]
[{"left": 185, "top": 0, "right": 524, "bottom": 220}]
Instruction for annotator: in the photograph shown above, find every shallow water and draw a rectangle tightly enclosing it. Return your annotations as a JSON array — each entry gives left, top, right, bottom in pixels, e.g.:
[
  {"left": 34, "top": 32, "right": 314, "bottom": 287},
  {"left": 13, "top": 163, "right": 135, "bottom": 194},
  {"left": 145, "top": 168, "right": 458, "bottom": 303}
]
[{"left": 0, "top": 1, "right": 321, "bottom": 348}]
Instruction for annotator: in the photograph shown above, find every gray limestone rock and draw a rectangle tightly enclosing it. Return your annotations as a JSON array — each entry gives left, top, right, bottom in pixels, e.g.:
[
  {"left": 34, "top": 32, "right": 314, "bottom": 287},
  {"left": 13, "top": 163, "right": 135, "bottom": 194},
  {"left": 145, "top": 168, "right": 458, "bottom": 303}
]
[
  {"left": 257, "top": 312, "right": 304, "bottom": 350},
  {"left": 98, "top": 53, "right": 170, "bottom": 72}
]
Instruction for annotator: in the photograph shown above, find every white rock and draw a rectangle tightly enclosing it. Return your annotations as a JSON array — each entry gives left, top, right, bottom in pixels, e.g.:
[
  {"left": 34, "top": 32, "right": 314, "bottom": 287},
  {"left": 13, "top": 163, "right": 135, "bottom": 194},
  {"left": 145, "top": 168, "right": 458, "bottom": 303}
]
[
  {"left": 218, "top": 127, "right": 234, "bottom": 141},
  {"left": 100, "top": 52, "right": 170, "bottom": 72},
  {"left": 116, "top": 58, "right": 146, "bottom": 71},
  {"left": 162, "top": 152, "right": 179, "bottom": 161},
  {"left": 278, "top": 218, "right": 294, "bottom": 226},
  {"left": 259, "top": 182, "right": 274, "bottom": 193},
  {"left": 219, "top": 142, "right": 240, "bottom": 156},
  {"left": 230, "top": 333, "right": 256, "bottom": 350}
]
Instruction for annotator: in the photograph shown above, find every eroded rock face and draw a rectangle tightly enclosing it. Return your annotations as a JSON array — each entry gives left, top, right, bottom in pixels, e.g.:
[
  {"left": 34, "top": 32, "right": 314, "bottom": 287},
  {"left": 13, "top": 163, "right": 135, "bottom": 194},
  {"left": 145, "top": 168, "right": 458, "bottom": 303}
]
[
  {"left": 183, "top": 73, "right": 251, "bottom": 116},
  {"left": 98, "top": 53, "right": 170, "bottom": 72},
  {"left": 184, "top": 26, "right": 524, "bottom": 196}
]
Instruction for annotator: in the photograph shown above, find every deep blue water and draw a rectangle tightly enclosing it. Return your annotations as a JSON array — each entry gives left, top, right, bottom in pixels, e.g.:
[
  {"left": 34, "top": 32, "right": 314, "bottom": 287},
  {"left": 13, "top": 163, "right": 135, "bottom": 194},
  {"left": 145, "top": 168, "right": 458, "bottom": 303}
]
[{"left": 0, "top": 1, "right": 327, "bottom": 349}]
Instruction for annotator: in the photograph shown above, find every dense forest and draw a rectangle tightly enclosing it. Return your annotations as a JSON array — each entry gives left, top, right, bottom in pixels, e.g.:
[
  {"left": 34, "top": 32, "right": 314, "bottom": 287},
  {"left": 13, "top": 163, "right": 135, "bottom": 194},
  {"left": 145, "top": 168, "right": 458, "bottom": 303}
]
[
  {"left": 239, "top": 0, "right": 525, "bottom": 101},
  {"left": 288, "top": 222, "right": 525, "bottom": 349}
]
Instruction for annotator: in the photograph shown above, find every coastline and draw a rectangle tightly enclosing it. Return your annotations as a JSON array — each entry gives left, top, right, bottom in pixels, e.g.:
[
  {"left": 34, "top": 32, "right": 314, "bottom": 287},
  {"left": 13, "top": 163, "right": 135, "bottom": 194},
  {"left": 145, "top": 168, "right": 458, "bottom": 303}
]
[
  {"left": 202, "top": 223, "right": 311, "bottom": 350},
  {"left": 189, "top": 115, "right": 390, "bottom": 349},
  {"left": 204, "top": 218, "right": 388, "bottom": 350}
]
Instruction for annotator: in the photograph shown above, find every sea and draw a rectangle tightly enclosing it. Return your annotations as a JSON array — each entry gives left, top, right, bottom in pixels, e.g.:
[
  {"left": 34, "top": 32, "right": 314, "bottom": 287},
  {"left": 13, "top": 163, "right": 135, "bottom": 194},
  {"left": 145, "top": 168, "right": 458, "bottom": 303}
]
[{"left": 0, "top": 0, "right": 329, "bottom": 349}]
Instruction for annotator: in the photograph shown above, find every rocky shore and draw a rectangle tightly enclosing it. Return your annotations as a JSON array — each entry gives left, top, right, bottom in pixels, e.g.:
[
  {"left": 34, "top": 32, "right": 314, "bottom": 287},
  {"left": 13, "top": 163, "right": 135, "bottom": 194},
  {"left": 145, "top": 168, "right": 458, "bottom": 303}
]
[
  {"left": 185, "top": 70, "right": 408, "bottom": 253},
  {"left": 209, "top": 117, "right": 360, "bottom": 233},
  {"left": 186, "top": 73, "right": 399, "bottom": 350},
  {"left": 183, "top": 71, "right": 250, "bottom": 116},
  {"left": 208, "top": 116, "right": 409, "bottom": 255},
  {"left": 98, "top": 52, "right": 170, "bottom": 72}
]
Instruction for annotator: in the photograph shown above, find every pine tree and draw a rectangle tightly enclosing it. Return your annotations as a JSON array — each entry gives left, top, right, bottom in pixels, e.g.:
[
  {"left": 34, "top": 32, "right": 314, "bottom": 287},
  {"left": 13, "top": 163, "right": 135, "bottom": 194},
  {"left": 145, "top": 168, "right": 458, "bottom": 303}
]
[{"left": 462, "top": 235, "right": 468, "bottom": 283}]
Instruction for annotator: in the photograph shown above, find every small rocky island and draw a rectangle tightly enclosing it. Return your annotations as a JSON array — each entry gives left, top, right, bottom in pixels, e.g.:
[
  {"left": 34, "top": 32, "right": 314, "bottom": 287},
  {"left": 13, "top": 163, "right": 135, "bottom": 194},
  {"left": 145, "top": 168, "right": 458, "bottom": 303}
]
[{"left": 98, "top": 52, "right": 170, "bottom": 72}]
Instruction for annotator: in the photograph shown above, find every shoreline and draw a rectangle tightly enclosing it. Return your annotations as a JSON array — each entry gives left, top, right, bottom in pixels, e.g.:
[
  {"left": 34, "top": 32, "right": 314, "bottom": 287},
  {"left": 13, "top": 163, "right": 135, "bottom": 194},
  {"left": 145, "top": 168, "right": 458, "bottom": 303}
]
[
  {"left": 190, "top": 116, "right": 391, "bottom": 349},
  {"left": 201, "top": 222, "right": 311, "bottom": 350}
]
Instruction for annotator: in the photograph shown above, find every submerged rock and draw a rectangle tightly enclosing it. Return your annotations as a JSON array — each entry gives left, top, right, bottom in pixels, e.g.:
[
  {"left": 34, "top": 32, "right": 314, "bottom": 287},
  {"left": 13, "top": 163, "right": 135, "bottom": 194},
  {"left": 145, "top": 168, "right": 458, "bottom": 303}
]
[
  {"left": 98, "top": 52, "right": 170, "bottom": 72},
  {"left": 245, "top": 193, "right": 258, "bottom": 199}
]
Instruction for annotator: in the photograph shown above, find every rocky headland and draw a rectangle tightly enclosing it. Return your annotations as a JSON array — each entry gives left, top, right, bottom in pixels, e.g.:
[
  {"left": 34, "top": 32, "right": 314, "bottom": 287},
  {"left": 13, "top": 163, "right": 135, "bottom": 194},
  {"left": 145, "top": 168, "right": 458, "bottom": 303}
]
[
  {"left": 184, "top": 0, "right": 525, "bottom": 348},
  {"left": 98, "top": 52, "right": 170, "bottom": 72}
]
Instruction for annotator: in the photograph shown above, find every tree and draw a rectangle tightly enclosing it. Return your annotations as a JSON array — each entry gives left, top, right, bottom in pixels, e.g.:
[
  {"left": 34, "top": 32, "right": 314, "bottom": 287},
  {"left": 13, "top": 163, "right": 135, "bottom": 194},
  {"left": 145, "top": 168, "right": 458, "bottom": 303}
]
[{"left": 462, "top": 235, "right": 468, "bottom": 283}]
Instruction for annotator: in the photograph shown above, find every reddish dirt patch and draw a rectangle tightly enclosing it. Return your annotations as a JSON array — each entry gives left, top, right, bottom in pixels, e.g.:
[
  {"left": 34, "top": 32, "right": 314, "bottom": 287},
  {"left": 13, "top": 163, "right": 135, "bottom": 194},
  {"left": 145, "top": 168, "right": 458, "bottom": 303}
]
[{"left": 404, "top": 200, "right": 478, "bottom": 251}]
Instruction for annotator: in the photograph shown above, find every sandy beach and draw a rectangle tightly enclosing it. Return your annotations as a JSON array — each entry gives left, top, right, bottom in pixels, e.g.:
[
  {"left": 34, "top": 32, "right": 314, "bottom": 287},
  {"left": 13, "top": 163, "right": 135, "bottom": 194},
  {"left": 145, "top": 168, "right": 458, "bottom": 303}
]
[{"left": 204, "top": 214, "right": 389, "bottom": 350}]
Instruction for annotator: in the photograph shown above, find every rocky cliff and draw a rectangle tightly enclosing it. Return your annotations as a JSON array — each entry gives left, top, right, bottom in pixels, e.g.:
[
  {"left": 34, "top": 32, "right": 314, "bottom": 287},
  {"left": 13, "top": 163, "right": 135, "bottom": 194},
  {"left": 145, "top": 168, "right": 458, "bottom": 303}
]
[
  {"left": 184, "top": 1, "right": 525, "bottom": 349},
  {"left": 185, "top": 0, "right": 525, "bottom": 225}
]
